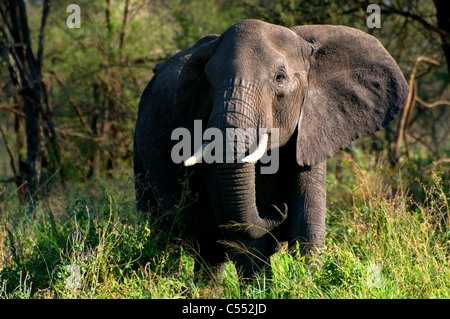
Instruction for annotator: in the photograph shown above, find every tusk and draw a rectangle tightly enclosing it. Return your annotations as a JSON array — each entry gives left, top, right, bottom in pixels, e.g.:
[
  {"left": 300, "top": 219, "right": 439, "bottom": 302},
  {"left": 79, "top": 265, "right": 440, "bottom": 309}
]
[
  {"left": 242, "top": 134, "right": 269, "bottom": 163},
  {"left": 184, "top": 142, "right": 216, "bottom": 166},
  {"left": 184, "top": 156, "right": 200, "bottom": 167},
  {"left": 184, "top": 143, "right": 207, "bottom": 166}
]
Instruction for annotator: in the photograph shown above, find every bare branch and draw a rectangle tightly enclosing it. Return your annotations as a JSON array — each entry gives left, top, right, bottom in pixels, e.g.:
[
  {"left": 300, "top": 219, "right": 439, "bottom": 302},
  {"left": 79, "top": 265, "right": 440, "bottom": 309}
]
[
  {"left": 393, "top": 56, "right": 443, "bottom": 162},
  {"left": 118, "top": 0, "right": 131, "bottom": 51},
  {"left": 105, "top": 0, "right": 112, "bottom": 34},
  {"left": 415, "top": 96, "right": 450, "bottom": 108},
  {"left": 380, "top": 4, "right": 448, "bottom": 38},
  {"left": 54, "top": 127, "right": 106, "bottom": 142},
  {"left": 0, "top": 125, "right": 18, "bottom": 178},
  {"left": 0, "top": 105, "right": 25, "bottom": 117},
  {"left": 49, "top": 70, "right": 94, "bottom": 135},
  {"left": 37, "top": 0, "right": 50, "bottom": 70}
]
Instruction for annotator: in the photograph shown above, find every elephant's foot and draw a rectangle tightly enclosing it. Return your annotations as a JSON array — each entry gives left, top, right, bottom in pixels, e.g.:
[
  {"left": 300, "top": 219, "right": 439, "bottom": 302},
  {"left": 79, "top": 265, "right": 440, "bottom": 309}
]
[
  {"left": 194, "top": 258, "right": 226, "bottom": 283},
  {"left": 193, "top": 259, "right": 226, "bottom": 298},
  {"left": 290, "top": 239, "right": 324, "bottom": 271}
]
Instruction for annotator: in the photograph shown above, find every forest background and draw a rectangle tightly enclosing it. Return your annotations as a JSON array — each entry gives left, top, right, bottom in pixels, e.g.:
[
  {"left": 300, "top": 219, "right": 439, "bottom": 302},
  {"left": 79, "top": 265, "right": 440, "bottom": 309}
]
[{"left": 0, "top": 0, "right": 449, "bottom": 299}]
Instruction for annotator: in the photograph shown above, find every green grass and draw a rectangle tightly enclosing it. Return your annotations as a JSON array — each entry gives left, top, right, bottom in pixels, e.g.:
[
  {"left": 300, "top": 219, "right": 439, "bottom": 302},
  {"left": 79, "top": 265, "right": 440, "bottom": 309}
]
[{"left": 0, "top": 152, "right": 449, "bottom": 299}]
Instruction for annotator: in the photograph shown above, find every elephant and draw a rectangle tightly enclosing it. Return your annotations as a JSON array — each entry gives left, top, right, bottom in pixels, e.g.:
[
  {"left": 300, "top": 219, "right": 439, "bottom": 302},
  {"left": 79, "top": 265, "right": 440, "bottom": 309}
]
[{"left": 133, "top": 19, "right": 409, "bottom": 280}]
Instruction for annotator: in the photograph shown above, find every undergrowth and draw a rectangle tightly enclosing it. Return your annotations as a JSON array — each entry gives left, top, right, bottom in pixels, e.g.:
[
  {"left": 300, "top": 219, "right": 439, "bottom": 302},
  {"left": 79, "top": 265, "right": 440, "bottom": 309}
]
[{"left": 0, "top": 151, "right": 449, "bottom": 299}]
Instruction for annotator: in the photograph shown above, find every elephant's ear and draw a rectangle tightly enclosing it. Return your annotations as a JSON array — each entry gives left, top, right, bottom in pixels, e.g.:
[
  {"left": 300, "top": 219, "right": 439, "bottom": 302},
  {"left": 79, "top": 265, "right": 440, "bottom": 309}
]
[
  {"left": 291, "top": 25, "right": 409, "bottom": 166},
  {"left": 175, "top": 35, "right": 220, "bottom": 119}
]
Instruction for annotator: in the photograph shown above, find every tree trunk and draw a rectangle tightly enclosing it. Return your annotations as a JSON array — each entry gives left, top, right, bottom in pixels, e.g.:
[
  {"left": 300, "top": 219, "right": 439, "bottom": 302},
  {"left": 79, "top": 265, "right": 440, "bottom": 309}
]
[
  {"left": 2, "top": 0, "right": 59, "bottom": 196},
  {"left": 434, "top": 0, "right": 450, "bottom": 76}
]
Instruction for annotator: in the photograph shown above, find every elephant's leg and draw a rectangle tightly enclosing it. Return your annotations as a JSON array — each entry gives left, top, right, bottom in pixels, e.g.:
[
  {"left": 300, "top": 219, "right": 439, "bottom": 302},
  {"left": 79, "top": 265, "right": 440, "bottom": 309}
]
[
  {"left": 192, "top": 258, "right": 226, "bottom": 298},
  {"left": 194, "top": 258, "right": 226, "bottom": 283},
  {"left": 288, "top": 161, "right": 327, "bottom": 265},
  {"left": 231, "top": 237, "right": 273, "bottom": 282},
  {"left": 191, "top": 239, "right": 227, "bottom": 290}
]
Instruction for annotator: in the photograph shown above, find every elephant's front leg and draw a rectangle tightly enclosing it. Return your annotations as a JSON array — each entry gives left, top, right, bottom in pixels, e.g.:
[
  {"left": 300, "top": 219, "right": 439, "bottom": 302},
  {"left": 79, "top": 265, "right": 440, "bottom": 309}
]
[
  {"left": 287, "top": 161, "right": 327, "bottom": 264},
  {"left": 231, "top": 238, "right": 274, "bottom": 281}
]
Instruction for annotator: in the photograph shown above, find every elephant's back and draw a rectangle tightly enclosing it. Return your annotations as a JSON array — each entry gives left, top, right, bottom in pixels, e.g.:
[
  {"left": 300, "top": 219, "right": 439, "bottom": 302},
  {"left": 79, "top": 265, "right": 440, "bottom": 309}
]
[
  {"left": 137, "top": 35, "right": 219, "bottom": 122},
  {"left": 136, "top": 34, "right": 220, "bottom": 145}
]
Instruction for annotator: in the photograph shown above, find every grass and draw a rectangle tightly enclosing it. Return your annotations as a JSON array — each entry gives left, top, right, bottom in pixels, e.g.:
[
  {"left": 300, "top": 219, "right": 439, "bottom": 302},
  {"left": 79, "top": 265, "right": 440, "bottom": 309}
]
[{"left": 0, "top": 150, "right": 449, "bottom": 299}]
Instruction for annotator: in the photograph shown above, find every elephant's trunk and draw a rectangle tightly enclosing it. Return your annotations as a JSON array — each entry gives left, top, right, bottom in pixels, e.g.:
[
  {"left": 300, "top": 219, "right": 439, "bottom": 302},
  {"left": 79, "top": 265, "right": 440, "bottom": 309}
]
[
  {"left": 209, "top": 82, "right": 286, "bottom": 240},
  {"left": 216, "top": 162, "right": 286, "bottom": 240}
]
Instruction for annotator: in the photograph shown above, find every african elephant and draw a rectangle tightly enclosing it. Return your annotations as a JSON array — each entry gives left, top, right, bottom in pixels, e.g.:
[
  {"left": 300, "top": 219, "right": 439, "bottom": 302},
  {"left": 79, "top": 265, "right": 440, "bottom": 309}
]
[{"left": 133, "top": 19, "right": 409, "bottom": 279}]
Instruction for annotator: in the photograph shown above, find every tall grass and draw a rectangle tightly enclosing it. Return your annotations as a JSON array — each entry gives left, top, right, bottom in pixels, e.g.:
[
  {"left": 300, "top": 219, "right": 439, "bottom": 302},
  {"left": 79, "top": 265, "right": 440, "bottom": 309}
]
[{"left": 0, "top": 152, "right": 449, "bottom": 299}]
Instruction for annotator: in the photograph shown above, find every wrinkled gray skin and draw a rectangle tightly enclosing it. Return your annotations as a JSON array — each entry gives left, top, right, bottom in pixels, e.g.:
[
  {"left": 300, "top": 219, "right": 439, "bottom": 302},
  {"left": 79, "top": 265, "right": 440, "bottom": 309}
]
[{"left": 134, "top": 20, "right": 409, "bottom": 279}]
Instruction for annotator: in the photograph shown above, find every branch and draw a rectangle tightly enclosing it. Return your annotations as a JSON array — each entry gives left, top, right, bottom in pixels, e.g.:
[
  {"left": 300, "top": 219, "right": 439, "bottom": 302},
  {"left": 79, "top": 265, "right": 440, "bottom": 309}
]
[
  {"left": 380, "top": 4, "right": 448, "bottom": 38},
  {"left": 118, "top": 0, "right": 131, "bottom": 51},
  {"left": 0, "top": 19, "right": 30, "bottom": 87},
  {"left": 16, "top": 0, "right": 37, "bottom": 79},
  {"left": 0, "top": 125, "right": 18, "bottom": 178},
  {"left": 37, "top": 0, "right": 51, "bottom": 70},
  {"left": 415, "top": 96, "right": 450, "bottom": 108},
  {"left": 0, "top": 104, "right": 25, "bottom": 117},
  {"left": 129, "top": 0, "right": 150, "bottom": 23},
  {"left": 393, "top": 56, "right": 440, "bottom": 162},
  {"left": 54, "top": 127, "right": 106, "bottom": 142},
  {"left": 105, "top": 0, "right": 112, "bottom": 34},
  {"left": 49, "top": 70, "right": 94, "bottom": 135}
]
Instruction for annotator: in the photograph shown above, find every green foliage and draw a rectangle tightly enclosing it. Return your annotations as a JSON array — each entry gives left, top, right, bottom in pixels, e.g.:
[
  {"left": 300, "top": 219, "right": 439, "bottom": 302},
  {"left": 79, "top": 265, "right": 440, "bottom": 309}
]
[
  {"left": 171, "top": 0, "right": 245, "bottom": 48},
  {"left": 0, "top": 0, "right": 449, "bottom": 300},
  {"left": 1, "top": 153, "right": 449, "bottom": 298},
  {"left": 1, "top": 0, "right": 448, "bottom": 183}
]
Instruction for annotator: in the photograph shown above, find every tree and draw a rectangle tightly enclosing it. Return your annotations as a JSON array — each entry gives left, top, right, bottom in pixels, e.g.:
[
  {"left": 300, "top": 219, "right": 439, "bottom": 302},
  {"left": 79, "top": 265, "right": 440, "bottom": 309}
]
[
  {"left": 433, "top": 0, "right": 450, "bottom": 75},
  {"left": 0, "top": 0, "right": 59, "bottom": 197}
]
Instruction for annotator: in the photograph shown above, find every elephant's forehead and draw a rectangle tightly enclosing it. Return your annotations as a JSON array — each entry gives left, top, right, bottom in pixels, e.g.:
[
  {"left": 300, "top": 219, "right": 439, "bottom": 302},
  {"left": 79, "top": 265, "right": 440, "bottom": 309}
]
[
  {"left": 219, "top": 24, "right": 299, "bottom": 66},
  {"left": 206, "top": 19, "right": 306, "bottom": 80},
  {"left": 225, "top": 19, "right": 297, "bottom": 48}
]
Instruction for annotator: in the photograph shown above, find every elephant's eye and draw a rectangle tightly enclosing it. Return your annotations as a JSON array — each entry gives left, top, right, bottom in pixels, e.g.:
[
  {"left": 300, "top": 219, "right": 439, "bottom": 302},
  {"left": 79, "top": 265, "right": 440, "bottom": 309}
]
[{"left": 275, "top": 71, "right": 287, "bottom": 83}]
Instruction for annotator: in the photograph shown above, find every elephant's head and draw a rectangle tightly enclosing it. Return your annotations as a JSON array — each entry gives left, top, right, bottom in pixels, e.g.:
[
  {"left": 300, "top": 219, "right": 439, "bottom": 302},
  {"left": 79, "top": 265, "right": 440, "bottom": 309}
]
[{"left": 176, "top": 20, "right": 409, "bottom": 240}]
